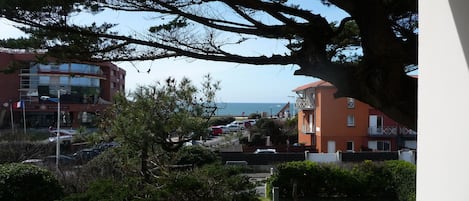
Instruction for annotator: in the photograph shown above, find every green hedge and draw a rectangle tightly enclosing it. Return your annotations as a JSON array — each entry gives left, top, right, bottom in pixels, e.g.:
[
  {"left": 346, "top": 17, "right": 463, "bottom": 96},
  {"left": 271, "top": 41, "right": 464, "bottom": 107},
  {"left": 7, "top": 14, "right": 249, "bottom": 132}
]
[
  {"left": 0, "top": 163, "right": 63, "bottom": 201},
  {"left": 267, "top": 160, "right": 416, "bottom": 201}
]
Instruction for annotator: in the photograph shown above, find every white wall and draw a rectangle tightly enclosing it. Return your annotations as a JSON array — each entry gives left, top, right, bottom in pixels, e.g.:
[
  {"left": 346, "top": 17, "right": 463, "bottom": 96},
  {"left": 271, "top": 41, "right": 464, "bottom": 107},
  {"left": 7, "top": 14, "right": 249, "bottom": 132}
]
[
  {"left": 418, "top": 1, "right": 469, "bottom": 200},
  {"left": 306, "top": 152, "right": 340, "bottom": 163}
]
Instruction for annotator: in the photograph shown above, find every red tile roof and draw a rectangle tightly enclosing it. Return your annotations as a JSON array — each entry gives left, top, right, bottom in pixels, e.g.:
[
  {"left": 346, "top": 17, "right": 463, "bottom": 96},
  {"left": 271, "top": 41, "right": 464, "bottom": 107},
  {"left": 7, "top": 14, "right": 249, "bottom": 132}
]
[{"left": 292, "top": 80, "right": 334, "bottom": 92}]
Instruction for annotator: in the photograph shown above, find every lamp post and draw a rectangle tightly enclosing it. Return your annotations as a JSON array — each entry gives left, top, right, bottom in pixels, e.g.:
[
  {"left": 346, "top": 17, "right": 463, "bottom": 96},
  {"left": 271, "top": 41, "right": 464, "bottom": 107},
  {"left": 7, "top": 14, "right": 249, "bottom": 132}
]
[{"left": 41, "top": 89, "right": 65, "bottom": 171}]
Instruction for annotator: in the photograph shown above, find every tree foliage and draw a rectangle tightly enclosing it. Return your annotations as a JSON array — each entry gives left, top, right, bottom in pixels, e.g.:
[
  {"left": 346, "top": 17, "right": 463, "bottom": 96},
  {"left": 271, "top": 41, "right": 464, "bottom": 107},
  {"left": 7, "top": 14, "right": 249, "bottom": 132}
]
[
  {"left": 0, "top": 0, "right": 418, "bottom": 129},
  {"left": 248, "top": 118, "right": 297, "bottom": 145},
  {"left": 98, "top": 74, "right": 219, "bottom": 181}
]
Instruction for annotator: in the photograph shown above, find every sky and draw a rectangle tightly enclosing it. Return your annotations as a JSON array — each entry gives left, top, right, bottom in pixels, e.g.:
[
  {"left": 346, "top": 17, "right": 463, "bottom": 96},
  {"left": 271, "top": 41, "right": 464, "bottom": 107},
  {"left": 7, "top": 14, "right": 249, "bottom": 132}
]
[{"left": 0, "top": 1, "right": 349, "bottom": 104}]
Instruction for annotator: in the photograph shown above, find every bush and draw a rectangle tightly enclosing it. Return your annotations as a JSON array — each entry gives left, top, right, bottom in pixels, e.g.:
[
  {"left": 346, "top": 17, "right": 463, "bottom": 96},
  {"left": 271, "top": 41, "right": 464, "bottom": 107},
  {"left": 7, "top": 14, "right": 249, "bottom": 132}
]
[
  {"left": 159, "top": 164, "right": 259, "bottom": 201},
  {"left": 0, "top": 141, "right": 55, "bottom": 163},
  {"left": 384, "top": 160, "right": 416, "bottom": 201},
  {"left": 60, "top": 177, "right": 148, "bottom": 201},
  {"left": 0, "top": 163, "right": 63, "bottom": 201},
  {"left": 62, "top": 164, "right": 259, "bottom": 201},
  {"left": 208, "top": 116, "right": 235, "bottom": 126},
  {"left": 268, "top": 160, "right": 416, "bottom": 201},
  {"left": 174, "top": 145, "right": 219, "bottom": 167}
]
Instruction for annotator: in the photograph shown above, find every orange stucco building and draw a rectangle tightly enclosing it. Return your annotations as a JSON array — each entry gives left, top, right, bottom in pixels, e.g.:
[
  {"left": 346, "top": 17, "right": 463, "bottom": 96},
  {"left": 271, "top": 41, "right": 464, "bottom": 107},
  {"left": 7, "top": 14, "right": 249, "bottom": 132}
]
[{"left": 293, "top": 80, "right": 416, "bottom": 153}]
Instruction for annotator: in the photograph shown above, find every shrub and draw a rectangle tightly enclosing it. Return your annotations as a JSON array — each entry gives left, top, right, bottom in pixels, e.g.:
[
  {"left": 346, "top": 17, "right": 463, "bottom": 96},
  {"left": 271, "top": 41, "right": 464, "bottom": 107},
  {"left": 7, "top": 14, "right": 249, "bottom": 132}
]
[
  {"left": 174, "top": 145, "right": 219, "bottom": 167},
  {"left": 60, "top": 177, "right": 148, "bottom": 201},
  {"left": 159, "top": 164, "right": 259, "bottom": 201},
  {"left": 209, "top": 116, "right": 235, "bottom": 126},
  {"left": 268, "top": 160, "right": 416, "bottom": 201},
  {"left": 384, "top": 160, "right": 416, "bottom": 201},
  {"left": 0, "top": 141, "right": 55, "bottom": 163},
  {"left": 0, "top": 163, "right": 63, "bottom": 201}
]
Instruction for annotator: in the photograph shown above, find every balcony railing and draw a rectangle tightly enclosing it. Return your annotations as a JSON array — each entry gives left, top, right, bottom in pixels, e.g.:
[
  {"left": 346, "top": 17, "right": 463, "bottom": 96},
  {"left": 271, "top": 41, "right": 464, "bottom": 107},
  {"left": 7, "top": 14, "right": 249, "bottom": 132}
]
[
  {"left": 368, "top": 126, "right": 398, "bottom": 136},
  {"left": 296, "top": 98, "right": 314, "bottom": 110},
  {"left": 400, "top": 127, "right": 417, "bottom": 135},
  {"left": 302, "top": 124, "right": 316, "bottom": 134},
  {"left": 369, "top": 126, "right": 417, "bottom": 136}
]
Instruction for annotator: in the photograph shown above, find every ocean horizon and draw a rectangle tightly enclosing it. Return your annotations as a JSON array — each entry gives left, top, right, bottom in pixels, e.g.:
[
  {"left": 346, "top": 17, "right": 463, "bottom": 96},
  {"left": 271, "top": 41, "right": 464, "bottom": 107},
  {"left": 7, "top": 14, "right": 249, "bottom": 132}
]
[{"left": 215, "top": 102, "right": 295, "bottom": 117}]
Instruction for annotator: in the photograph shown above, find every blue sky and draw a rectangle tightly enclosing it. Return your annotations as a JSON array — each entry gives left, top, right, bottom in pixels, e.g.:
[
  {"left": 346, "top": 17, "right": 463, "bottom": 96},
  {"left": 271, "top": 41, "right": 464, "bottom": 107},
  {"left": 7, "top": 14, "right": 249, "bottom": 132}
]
[{"left": 0, "top": 1, "right": 349, "bottom": 103}]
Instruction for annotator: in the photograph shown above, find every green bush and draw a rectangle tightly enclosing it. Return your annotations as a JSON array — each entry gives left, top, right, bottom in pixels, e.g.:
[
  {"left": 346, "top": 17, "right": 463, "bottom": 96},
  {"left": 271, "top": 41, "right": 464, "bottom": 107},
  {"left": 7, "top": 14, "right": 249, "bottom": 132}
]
[
  {"left": 384, "top": 160, "right": 416, "bottom": 201},
  {"left": 0, "top": 163, "right": 63, "bottom": 201},
  {"left": 60, "top": 177, "right": 147, "bottom": 201},
  {"left": 159, "top": 164, "right": 259, "bottom": 201},
  {"left": 208, "top": 116, "right": 235, "bottom": 126},
  {"left": 62, "top": 164, "right": 259, "bottom": 201},
  {"left": 174, "top": 145, "right": 219, "bottom": 167},
  {"left": 268, "top": 160, "right": 416, "bottom": 201}
]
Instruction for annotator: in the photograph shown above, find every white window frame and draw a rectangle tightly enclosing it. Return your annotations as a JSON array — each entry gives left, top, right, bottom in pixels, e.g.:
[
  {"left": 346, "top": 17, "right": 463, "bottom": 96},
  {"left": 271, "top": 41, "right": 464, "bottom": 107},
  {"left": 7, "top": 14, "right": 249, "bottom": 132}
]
[
  {"left": 347, "top": 98, "right": 355, "bottom": 109},
  {"left": 347, "top": 115, "right": 355, "bottom": 127}
]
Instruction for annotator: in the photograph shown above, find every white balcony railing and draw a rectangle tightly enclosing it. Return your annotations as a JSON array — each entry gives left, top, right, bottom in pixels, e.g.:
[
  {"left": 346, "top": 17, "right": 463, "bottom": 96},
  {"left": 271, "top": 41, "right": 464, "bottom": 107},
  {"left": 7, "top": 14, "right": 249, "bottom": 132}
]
[
  {"left": 369, "top": 126, "right": 417, "bottom": 136},
  {"left": 302, "top": 124, "right": 316, "bottom": 134},
  {"left": 296, "top": 98, "right": 314, "bottom": 110},
  {"left": 400, "top": 127, "right": 417, "bottom": 135},
  {"left": 368, "top": 126, "right": 397, "bottom": 135}
]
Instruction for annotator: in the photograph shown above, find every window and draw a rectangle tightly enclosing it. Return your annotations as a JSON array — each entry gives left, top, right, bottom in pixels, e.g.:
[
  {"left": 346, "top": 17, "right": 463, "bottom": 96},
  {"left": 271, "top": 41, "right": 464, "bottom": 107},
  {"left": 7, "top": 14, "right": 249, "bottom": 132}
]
[
  {"left": 377, "top": 141, "right": 391, "bottom": 151},
  {"left": 368, "top": 140, "right": 391, "bottom": 151},
  {"left": 347, "top": 98, "right": 355, "bottom": 108},
  {"left": 347, "top": 115, "right": 355, "bottom": 127},
  {"left": 302, "top": 112, "right": 315, "bottom": 133},
  {"left": 346, "top": 141, "right": 354, "bottom": 152}
]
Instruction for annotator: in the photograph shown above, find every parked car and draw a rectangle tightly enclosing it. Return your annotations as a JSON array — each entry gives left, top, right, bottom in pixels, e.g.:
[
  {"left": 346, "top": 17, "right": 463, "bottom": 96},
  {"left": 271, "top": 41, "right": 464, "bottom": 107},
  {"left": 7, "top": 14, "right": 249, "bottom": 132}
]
[
  {"left": 94, "top": 141, "right": 120, "bottom": 152},
  {"left": 217, "top": 125, "right": 230, "bottom": 134},
  {"left": 21, "top": 158, "right": 45, "bottom": 166},
  {"left": 229, "top": 121, "right": 246, "bottom": 130},
  {"left": 245, "top": 119, "right": 257, "bottom": 126},
  {"left": 253, "top": 148, "right": 277, "bottom": 154},
  {"left": 226, "top": 124, "right": 240, "bottom": 132},
  {"left": 210, "top": 126, "right": 223, "bottom": 136},
  {"left": 43, "top": 155, "right": 77, "bottom": 167},
  {"left": 72, "top": 148, "right": 101, "bottom": 164},
  {"left": 48, "top": 135, "right": 73, "bottom": 143}
]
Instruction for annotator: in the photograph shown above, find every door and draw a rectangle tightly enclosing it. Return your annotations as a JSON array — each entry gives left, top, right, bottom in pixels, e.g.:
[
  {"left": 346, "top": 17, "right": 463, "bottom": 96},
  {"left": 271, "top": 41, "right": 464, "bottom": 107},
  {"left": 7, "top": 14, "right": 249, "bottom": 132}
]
[
  {"left": 327, "top": 141, "right": 336, "bottom": 153},
  {"left": 369, "top": 115, "right": 383, "bottom": 134}
]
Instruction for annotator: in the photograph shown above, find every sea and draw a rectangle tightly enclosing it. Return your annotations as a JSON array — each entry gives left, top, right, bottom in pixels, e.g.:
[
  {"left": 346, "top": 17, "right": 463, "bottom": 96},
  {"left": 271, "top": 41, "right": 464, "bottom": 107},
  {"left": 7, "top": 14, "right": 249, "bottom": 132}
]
[{"left": 214, "top": 102, "right": 295, "bottom": 117}]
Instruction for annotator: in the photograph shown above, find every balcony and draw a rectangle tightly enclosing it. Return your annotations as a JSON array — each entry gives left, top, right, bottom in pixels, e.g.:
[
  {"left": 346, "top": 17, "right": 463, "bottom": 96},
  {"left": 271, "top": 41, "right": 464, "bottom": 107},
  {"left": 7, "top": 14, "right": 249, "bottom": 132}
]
[
  {"left": 400, "top": 127, "right": 417, "bottom": 135},
  {"left": 296, "top": 98, "right": 315, "bottom": 110},
  {"left": 369, "top": 126, "right": 418, "bottom": 136},
  {"left": 302, "top": 124, "right": 316, "bottom": 134},
  {"left": 368, "top": 126, "right": 398, "bottom": 136}
]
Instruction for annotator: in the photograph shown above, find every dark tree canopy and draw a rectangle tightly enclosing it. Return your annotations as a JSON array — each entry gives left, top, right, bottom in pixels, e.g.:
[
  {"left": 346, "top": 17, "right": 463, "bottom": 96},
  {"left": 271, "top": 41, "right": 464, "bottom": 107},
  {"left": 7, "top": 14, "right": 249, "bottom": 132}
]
[{"left": 0, "top": 0, "right": 418, "bottom": 129}]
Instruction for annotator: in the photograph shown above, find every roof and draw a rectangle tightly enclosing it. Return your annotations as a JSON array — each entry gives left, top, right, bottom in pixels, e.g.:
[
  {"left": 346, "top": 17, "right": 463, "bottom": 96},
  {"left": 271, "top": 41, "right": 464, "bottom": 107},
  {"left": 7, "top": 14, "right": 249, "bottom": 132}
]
[{"left": 292, "top": 80, "right": 334, "bottom": 92}]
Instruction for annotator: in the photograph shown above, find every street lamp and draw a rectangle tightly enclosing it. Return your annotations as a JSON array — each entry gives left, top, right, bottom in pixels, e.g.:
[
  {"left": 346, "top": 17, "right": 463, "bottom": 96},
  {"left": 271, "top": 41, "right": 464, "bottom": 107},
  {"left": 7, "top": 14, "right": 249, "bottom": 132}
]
[{"left": 41, "top": 89, "right": 65, "bottom": 171}]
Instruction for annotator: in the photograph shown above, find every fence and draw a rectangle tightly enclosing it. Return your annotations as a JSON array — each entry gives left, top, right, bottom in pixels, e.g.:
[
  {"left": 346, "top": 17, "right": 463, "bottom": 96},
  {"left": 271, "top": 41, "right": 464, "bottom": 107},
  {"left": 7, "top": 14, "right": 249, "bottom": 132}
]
[{"left": 306, "top": 150, "right": 416, "bottom": 164}]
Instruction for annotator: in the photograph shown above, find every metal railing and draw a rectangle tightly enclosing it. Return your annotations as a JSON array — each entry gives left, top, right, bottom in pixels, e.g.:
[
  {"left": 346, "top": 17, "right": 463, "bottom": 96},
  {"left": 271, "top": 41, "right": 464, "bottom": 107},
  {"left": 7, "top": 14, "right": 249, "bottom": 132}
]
[
  {"left": 369, "top": 126, "right": 417, "bottom": 136},
  {"left": 296, "top": 98, "right": 314, "bottom": 110}
]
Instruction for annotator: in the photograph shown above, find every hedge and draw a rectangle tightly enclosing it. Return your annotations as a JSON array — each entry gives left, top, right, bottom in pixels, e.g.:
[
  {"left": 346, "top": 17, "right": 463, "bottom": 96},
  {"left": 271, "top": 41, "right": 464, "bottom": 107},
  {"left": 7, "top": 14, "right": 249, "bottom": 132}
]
[
  {"left": 0, "top": 163, "right": 63, "bottom": 201},
  {"left": 268, "top": 160, "right": 416, "bottom": 201}
]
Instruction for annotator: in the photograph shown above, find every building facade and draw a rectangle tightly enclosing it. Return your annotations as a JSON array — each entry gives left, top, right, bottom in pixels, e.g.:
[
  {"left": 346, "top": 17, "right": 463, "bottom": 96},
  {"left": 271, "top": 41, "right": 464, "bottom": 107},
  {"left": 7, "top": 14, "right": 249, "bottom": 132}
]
[
  {"left": 0, "top": 48, "right": 125, "bottom": 129},
  {"left": 293, "top": 80, "right": 416, "bottom": 153}
]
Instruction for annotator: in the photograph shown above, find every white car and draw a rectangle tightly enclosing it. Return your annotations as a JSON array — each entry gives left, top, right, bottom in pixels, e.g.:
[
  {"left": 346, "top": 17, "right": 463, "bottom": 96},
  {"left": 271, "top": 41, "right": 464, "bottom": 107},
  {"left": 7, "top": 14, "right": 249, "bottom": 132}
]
[
  {"left": 48, "top": 129, "right": 77, "bottom": 143},
  {"left": 49, "top": 129, "right": 78, "bottom": 135},
  {"left": 226, "top": 124, "right": 240, "bottom": 132},
  {"left": 229, "top": 121, "right": 246, "bottom": 129},
  {"left": 254, "top": 148, "right": 277, "bottom": 154},
  {"left": 48, "top": 135, "right": 73, "bottom": 143}
]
